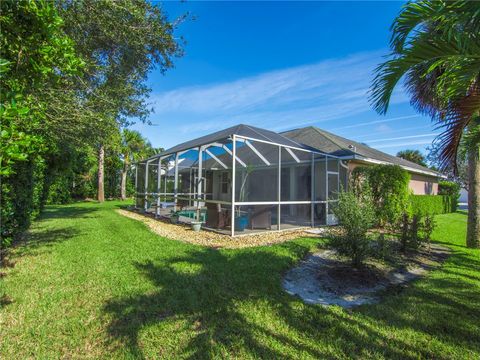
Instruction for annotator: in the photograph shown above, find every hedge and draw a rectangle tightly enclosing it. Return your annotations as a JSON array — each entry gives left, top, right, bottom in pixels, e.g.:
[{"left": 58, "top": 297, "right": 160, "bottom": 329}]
[
  {"left": 409, "top": 194, "right": 457, "bottom": 216},
  {"left": 351, "top": 164, "right": 410, "bottom": 226}
]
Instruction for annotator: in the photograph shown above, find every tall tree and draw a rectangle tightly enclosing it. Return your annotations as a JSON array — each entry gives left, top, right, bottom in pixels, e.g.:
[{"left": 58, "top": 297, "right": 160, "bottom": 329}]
[
  {"left": 120, "top": 129, "right": 150, "bottom": 200},
  {"left": 0, "top": 0, "right": 83, "bottom": 252},
  {"left": 370, "top": 0, "right": 480, "bottom": 248},
  {"left": 57, "top": 0, "right": 182, "bottom": 202},
  {"left": 97, "top": 145, "right": 105, "bottom": 202},
  {"left": 396, "top": 149, "right": 427, "bottom": 166}
]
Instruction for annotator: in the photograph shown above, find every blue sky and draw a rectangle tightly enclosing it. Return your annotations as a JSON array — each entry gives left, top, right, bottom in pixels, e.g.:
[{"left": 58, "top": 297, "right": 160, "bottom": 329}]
[{"left": 132, "top": 1, "right": 438, "bottom": 156}]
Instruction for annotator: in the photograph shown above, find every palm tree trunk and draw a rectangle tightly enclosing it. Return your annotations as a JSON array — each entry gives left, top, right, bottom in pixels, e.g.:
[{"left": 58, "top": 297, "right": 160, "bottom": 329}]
[
  {"left": 120, "top": 162, "right": 128, "bottom": 200},
  {"left": 98, "top": 144, "right": 105, "bottom": 202},
  {"left": 467, "top": 143, "right": 480, "bottom": 248}
]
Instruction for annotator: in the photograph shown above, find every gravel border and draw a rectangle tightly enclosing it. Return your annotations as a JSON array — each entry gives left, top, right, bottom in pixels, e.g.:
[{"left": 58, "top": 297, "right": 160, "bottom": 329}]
[{"left": 116, "top": 209, "right": 315, "bottom": 249}]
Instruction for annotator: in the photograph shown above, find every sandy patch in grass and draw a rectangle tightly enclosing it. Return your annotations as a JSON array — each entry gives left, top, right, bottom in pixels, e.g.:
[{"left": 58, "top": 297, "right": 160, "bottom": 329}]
[
  {"left": 283, "top": 244, "right": 450, "bottom": 308},
  {"left": 116, "top": 209, "right": 315, "bottom": 249}
]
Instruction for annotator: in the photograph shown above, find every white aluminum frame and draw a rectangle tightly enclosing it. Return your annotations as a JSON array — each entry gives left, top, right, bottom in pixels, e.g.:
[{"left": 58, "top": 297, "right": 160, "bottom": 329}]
[{"left": 135, "top": 131, "right": 344, "bottom": 236}]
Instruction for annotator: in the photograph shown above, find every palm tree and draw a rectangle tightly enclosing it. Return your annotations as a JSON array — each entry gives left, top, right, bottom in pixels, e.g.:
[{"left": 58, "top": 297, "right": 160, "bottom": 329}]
[
  {"left": 370, "top": 0, "right": 480, "bottom": 248},
  {"left": 397, "top": 149, "right": 427, "bottom": 166},
  {"left": 120, "top": 129, "right": 149, "bottom": 200}
]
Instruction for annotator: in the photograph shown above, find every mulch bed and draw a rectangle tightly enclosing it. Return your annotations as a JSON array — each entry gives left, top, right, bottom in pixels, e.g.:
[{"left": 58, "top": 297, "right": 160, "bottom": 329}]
[{"left": 283, "top": 243, "right": 450, "bottom": 308}]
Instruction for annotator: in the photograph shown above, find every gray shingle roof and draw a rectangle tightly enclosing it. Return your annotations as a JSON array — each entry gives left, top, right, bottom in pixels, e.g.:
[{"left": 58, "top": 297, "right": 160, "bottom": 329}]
[
  {"left": 142, "top": 124, "right": 310, "bottom": 162},
  {"left": 139, "top": 123, "right": 441, "bottom": 177},
  {"left": 281, "top": 126, "right": 441, "bottom": 177}
]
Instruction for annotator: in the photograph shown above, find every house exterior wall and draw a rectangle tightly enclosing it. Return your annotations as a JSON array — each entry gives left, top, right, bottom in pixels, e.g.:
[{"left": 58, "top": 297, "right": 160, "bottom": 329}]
[
  {"left": 409, "top": 173, "right": 438, "bottom": 195},
  {"left": 346, "top": 160, "right": 439, "bottom": 195}
]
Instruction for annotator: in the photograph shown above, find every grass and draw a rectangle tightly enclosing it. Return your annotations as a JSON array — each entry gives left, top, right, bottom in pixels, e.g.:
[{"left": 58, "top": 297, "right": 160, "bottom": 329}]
[{"left": 1, "top": 201, "right": 479, "bottom": 359}]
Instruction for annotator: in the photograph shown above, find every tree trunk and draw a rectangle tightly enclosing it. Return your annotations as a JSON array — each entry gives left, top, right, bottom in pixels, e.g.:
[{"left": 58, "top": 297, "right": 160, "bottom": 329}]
[
  {"left": 467, "top": 144, "right": 480, "bottom": 248},
  {"left": 98, "top": 144, "right": 105, "bottom": 202},
  {"left": 120, "top": 162, "right": 128, "bottom": 200}
]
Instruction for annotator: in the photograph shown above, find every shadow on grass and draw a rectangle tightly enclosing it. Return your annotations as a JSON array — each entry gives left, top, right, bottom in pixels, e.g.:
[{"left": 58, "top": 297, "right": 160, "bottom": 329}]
[
  {"left": 13, "top": 227, "right": 83, "bottom": 259},
  {"left": 103, "top": 238, "right": 480, "bottom": 359},
  {"left": 38, "top": 204, "right": 98, "bottom": 220},
  {"left": 11, "top": 205, "right": 96, "bottom": 258},
  {"left": 103, "top": 242, "right": 326, "bottom": 359}
]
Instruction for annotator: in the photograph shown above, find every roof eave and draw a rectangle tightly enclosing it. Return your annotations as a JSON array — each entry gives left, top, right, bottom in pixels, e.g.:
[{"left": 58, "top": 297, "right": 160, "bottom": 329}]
[{"left": 350, "top": 156, "right": 446, "bottom": 178}]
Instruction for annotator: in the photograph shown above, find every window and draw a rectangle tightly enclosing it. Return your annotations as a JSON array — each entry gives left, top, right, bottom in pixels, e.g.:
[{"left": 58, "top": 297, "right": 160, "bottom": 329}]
[{"left": 220, "top": 172, "right": 229, "bottom": 194}]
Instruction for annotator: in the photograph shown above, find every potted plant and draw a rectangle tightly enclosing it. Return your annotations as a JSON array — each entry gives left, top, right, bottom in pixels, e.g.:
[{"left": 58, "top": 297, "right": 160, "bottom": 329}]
[
  {"left": 191, "top": 221, "right": 202, "bottom": 232},
  {"left": 170, "top": 210, "right": 180, "bottom": 224},
  {"left": 235, "top": 212, "right": 249, "bottom": 231},
  {"left": 235, "top": 165, "right": 254, "bottom": 231}
]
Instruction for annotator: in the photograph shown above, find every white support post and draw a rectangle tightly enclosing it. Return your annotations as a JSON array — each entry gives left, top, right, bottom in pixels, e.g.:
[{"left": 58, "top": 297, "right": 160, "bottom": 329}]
[
  {"left": 205, "top": 148, "right": 227, "bottom": 169},
  {"left": 231, "top": 136, "right": 236, "bottom": 237},
  {"left": 144, "top": 160, "right": 149, "bottom": 212},
  {"left": 156, "top": 157, "right": 162, "bottom": 218},
  {"left": 134, "top": 164, "right": 138, "bottom": 209},
  {"left": 286, "top": 147, "right": 300, "bottom": 163},
  {"left": 325, "top": 156, "right": 329, "bottom": 224},
  {"left": 221, "top": 144, "right": 246, "bottom": 167},
  {"left": 340, "top": 160, "right": 349, "bottom": 192},
  {"left": 277, "top": 146, "right": 281, "bottom": 231},
  {"left": 310, "top": 153, "right": 315, "bottom": 227},
  {"left": 245, "top": 140, "right": 270, "bottom": 166},
  {"left": 174, "top": 153, "right": 179, "bottom": 212},
  {"left": 196, "top": 147, "right": 203, "bottom": 220}
]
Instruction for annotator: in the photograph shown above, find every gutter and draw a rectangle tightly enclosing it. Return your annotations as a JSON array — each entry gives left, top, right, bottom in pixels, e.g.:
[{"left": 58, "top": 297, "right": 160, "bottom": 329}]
[{"left": 341, "top": 154, "right": 447, "bottom": 179}]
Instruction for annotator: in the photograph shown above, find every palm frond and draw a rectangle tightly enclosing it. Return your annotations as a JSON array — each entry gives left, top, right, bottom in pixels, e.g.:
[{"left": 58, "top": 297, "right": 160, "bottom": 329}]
[
  {"left": 435, "top": 84, "right": 480, "bottom": 171},
  {"left": 391, "top": 0, "right": 442, "bottom": 52},
  {"left": 371, "top": 29, "right": 480, "bottom": 114}
]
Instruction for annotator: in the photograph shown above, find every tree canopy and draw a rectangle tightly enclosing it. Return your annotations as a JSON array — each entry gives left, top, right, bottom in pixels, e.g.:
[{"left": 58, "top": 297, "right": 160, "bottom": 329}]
[
  {"left": 396, "top": 149, "right": 427, "bottom": 167},
  {"left": 371, "top": 0, "right": 480, "bottom": 248},
  {"left": 0, "top": 0, "right": 182, "bottom": 250}
]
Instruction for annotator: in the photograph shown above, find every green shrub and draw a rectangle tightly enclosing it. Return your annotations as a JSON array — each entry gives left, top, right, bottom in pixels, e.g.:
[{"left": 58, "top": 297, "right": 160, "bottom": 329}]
[
  {"left": 409, "top": 195, "right": 456, "bottom": 215},
  {"left": 399, "top": 211, "right": 437, "bottom": 252},
  {"left": 400, "top": 213, "right": 410, "bottom": 252},
  {"left": 330, "top": 190, "right": 376, "bottom": 267},
  {"left": 409, "top": 214, "right": 422, "bottom": 250},
  {"left": 438, "top": 181, "right": 460, "bottom": 211},
  {"left": 351, "top": 164, "right": 410, "bottom": 226},
  {"left": 1, "top": 157, "right": 46, "bottom": 253},
  {"left": 423, "top": 214, "right": 436, "bottom": 250}
]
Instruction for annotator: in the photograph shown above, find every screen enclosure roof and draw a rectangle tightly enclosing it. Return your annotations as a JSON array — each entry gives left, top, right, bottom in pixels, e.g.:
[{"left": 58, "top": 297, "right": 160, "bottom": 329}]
[{"left": 138, "top": 124, "right": 322, "bottom": 164}]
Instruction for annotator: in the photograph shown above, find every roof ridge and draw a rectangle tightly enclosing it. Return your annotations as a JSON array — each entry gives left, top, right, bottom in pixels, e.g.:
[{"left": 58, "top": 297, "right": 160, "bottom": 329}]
[
  {"left": 311, "top": 127, "right": 350, "bottom": 152},
  {"left": 245, "top": 124, "right": 308, "bottom": 148},
  {"left": 316, "top": 127, "right": 439, "bottom": 174}
]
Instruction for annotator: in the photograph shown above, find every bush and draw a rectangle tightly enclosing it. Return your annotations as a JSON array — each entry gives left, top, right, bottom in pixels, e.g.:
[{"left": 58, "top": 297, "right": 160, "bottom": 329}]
[
  {"left": 423, "top": 214, "right": 436, "bottom": 250},
  {"left": 1, "top": 157, "right": 46, "bottom": 257},
  {"left": 351, "top": 164, "right": 411, "bottom": 226},
  {"left": 438, "top": 180, "right": 460, "bottom": 211},
  {"left": 409, "top": 195, "right": 456, "bottom": 215},
  {"left": 399, "top": 212, "right": 436, "bottom": 252},
  {"left": 330, "top": 190, "right": 376, "bottom": 267}
]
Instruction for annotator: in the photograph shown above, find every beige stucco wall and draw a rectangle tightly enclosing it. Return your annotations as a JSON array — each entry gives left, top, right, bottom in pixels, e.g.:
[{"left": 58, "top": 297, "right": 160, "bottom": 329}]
[
  {"left": 409, "top": 173, "right": 438, "bottom": 195},
  {"left": 346, "top": 160, "right": 439, "bottom": 195}
]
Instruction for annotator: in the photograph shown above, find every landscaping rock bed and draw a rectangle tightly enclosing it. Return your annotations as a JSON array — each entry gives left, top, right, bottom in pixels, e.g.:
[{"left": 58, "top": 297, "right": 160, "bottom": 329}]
[
  {"left": 283, "top": 244, "right": 450, "bottom": 308},
  {"left": 117, "top": 209, "right": 315, "bottom": 249}
]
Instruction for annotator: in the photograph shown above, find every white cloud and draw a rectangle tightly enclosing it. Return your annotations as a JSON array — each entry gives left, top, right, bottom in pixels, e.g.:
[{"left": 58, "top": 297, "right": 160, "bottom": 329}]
[
  {"left": 138, "top": 49, "right": 422, "bottom": 152},
  {"left": 149, "top": 50, "right": 409, "bottom": 134},
  {"left": 366, "top": 133, "right": 439, "bottom": 144},
  {"left": 375, "top": 139, "right": 435, "bottom": 149},
  {"left": 331, "top": 114, "right": 420, "bottom": 131}
]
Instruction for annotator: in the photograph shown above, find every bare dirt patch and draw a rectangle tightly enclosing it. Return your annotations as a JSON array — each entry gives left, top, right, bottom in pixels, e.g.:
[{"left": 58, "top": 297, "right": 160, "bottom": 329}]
[
  {"left": 116, "top": 209, "right": 314, "bottom": 249},
  {"left": 283, "top": 244, "right": 450, "bottom": 308}
]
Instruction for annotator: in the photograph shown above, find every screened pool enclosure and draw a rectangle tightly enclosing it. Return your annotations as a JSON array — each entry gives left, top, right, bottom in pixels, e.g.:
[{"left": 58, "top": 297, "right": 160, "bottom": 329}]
[{"left": 135, "top": 124, "right": 347, "bottom": 236}]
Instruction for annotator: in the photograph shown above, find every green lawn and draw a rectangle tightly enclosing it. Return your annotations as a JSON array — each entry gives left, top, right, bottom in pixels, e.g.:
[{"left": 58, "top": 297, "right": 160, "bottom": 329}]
[{"left": 1, "top": 201, "right": 479, "bottom": 359}]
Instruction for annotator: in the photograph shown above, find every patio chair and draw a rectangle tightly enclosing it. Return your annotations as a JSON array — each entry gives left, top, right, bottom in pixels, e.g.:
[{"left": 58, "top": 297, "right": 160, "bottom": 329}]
[
  {"left": 249, "top": 206, "right": 272, "bottom": 230},
  {"left": 206, "top": 203, "right": 230, "bottom": 229}
]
